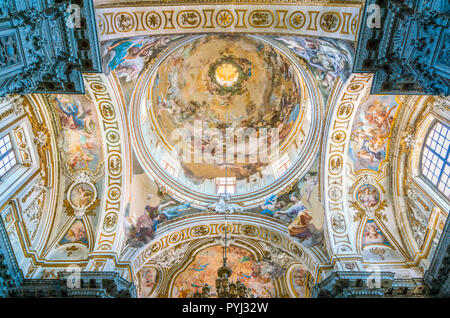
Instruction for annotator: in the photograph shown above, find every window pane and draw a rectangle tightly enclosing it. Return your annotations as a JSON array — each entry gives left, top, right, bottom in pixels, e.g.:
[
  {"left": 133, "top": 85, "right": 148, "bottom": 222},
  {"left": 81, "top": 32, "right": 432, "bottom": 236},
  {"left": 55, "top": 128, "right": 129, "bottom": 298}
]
[
  {"left": 216, "top": 177, "right": 236, "bottom": 194},
  {"left": 422, "top": 122, "right": 450, "bottom": 199},
  {"left": 0, "top": 134, "right": 17, "bottom": 178}
]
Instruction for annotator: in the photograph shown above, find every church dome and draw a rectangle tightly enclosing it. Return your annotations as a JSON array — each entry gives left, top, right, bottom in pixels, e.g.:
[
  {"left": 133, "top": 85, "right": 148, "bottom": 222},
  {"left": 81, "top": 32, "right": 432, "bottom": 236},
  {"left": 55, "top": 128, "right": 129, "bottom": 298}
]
[{"left": 130, "top": 34, "right": 323, "bottom": 208}]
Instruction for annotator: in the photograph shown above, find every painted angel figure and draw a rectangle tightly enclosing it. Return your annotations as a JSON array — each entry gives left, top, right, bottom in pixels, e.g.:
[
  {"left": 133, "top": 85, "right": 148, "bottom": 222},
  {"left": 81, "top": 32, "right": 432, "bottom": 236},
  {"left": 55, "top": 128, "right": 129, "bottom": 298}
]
[
  {"left": 273, "top": 192, "right": 305, "bottom": 223},
  {"left": 358, "top": 187, "right": 379, "bottom": 209},
  {"left": 102, "top": 37, "right": 160, "bottom": 75},
  {"left": 300, "top": 172, "right": 318, "bottom": 207},
  {"left": 363, "top": 224, "right": 386, "bottom": 246},
  {"left": 274, "top": 192, "right": 323, "bottom": 246},
  {"left": 260, "top": 194, "right": 281, "bottom": 216},
  {"left": 54, "top": 96, "right": 94, "bottom": 134}
]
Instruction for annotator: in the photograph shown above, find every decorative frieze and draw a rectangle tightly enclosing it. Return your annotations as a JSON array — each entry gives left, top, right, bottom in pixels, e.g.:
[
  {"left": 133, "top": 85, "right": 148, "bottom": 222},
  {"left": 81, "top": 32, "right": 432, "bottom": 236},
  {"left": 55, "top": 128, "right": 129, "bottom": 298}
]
[{"left": 96, "top": 4, "right": 362, "bottom": 42}]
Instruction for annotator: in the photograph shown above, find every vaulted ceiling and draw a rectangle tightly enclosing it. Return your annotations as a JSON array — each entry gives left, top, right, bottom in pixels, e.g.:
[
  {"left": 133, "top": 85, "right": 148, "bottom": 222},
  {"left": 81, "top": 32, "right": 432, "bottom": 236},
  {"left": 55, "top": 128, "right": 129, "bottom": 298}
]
[{"left": 0, "top": 0, "right": 448, "bottom": 298}]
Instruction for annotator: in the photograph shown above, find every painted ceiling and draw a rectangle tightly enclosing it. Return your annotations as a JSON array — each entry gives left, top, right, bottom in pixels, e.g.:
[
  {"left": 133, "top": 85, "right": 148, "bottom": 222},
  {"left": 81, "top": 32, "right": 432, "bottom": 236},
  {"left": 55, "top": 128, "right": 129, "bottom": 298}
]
[
  {"left": 1, "top": 0, "right": 448, "bottom": 298},
  {"left": 148, "top": 34, "right": 304, "bottom": 181}
]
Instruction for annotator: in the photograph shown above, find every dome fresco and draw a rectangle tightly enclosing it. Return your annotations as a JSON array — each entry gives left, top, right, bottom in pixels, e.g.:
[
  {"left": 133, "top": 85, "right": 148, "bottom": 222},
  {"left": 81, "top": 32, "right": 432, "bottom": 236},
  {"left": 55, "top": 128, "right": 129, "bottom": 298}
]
[{"left": 147, "top": 35, "right": 306, "bottom": 181}]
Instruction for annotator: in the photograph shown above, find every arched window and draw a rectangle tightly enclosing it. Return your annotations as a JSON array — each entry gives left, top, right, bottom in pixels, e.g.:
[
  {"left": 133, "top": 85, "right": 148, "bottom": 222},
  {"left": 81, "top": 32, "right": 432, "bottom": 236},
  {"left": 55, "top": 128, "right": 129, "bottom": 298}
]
[
  {"left": 421, "top": 121, "right": 450, "bottom": 199},
  {"left": 0, "top": 133, "right": 17, "bottom": 178}
]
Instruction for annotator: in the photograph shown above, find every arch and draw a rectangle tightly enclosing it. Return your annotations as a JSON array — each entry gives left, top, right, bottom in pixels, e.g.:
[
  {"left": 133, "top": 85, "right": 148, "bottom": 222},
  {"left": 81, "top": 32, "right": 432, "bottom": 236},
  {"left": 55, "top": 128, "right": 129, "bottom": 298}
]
[
  {"left": 125, "top": 212, "right": 328, "bottom": 283},
  {"left": 389, "top": 96, "right": 449, "bottom": 271}
]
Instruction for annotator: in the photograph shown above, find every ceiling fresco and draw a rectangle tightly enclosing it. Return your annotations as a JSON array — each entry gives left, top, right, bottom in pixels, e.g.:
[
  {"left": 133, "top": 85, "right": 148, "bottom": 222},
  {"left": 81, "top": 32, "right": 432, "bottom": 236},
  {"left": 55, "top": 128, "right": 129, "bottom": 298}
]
[
  {"left": 148, "top": 34, "right": 305, "bottom": 181},
  {"left": 289, "top": 263, "right": 311, "bottom": 298},
  {"left": 48, "top": 94, "right": 103, "bottom": 173},
  {"left": 1, "top": 0, "right": 448, "bottom": 299},
  {"left": 122, "top": 155, "right": 324, "bottom": 251},
  {"left": 129, "top": 34, "right": 354, "bottom": 204},
  {"left": 269, "top": 35, "right": 354, "bottom": 101},
  {"left": 349, "top": 95, "right": 400, "bottom": 171},
  {"left": 171, "top": 245, "right": 278, "bottom": 298},
  {"left": 124, "top": 174, "right": 201, "bottom": 248},
  {"left": 101, "top": 35, "right": 184, "bottom": 103}
]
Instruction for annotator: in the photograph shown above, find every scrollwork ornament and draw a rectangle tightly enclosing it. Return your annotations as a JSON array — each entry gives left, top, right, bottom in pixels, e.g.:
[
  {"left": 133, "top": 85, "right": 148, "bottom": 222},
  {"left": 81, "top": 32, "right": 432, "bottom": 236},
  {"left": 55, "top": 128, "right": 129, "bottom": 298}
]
[
  {"left": 401, "top": 127, "right": 415, "bottom": 150},
  {"left": 331, "top": 213, "right": 346, "bottom": 233},
  {"left": 432, "top": 96, "right": 449, "bottom": 113}
]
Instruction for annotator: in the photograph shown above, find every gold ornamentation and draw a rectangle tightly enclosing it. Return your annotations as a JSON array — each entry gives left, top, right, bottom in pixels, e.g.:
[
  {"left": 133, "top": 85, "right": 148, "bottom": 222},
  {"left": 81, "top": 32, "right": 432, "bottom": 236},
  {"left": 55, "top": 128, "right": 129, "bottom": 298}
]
[
  {"left": 347, "top": 82, "right": 364, "bottom": 92},
  {"left": 41, "top": 269, "right": 58, "bottom": 279},
  {"left": 115, "top": 13, "right": 134, "bottom": 32},
  {"left": 328, "top": 187, "right": 343, "bottom": 201},
  {"left": 145, "top": 11, "right": 162, "bottom": 30},
  {"left": 99, "top": 101, "right": 116, "bottom": 120},
  {"left": 190, "top": 225, "right": 209, "bottom": 237},
  {"left": 103, "top": 212, "right": 118, "bottom": 232},
  {"left": 320, "top": 12, "right": 341, "bottom": 32},
  {"left": 108, "top": 154, "right": 122, "bottom": 175},
  {"left": 289, "top": 11, "right": 306, "bottom": 29},
  {"left": 25, "top": 264, "right": 36, "bottom": 278},
  {"left": 97, "top": 5, "right": 361, "bottom": 42},
  {"left": 249, "top": 10, "right": 274, "bottom": 28},
  {"left": 369, "top": 247, "right": 386, "bottom": 260},
  {"left": 168, "top": 232, "right": 182, "bottom": 244},
  {"left": 241, "top": 224, "right": 258, "bottom": 236},
  {"left": 278, "top": 179, "right": 298, "bottom": 196},
  {"left": 216, "top": 10, "right": 233, "bottom": 28},
  {"left": 65, "top": 245, "right": 80, "bottom": 257},
  {"left": 331, "top": 213, "right": 346, "bottom": 233},
  {"left": 351, "top": 14, "right": 359, "bottom": 34},
  {"left": 13, "top": 126, "right": 32, "bottom": 167},
  {"left": 24, "top": 98, "right": 50, "bottom": 186},
  {"left": 324, "top": 74, "right": 374, "bottom": 255},
  {"left": 177, "top": 11, "right": 201, "bottom": 28},
  {"left": 93, "top": 260, "right": 106, "bottom": 271}
]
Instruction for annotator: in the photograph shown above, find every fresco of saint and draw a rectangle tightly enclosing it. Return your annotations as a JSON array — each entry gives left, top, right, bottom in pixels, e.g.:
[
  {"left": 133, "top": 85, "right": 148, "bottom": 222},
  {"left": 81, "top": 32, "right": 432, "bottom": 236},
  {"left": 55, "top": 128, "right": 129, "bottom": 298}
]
[
  {"left": 125, "top": 188, "right": 195, "bottom": 248},
  {"left": 362, "top": 220, "right": 391, "bottom": 247},
  {"left": 70, "top": 183, "right": 95, "bottom": 208},
  {"left": 272, "top": 36, "right": 354, "bottom": 100},
  {"left": 50, "top": 95, "right": 102, "bottom": 172},
  {"left": 258, "top": 164, "right": 324, "bottom": 247},
  {"left": 101, "top": 35, "right": 183, "bottom": 103},
  {"left": 357, "top": 185, "right": 380, "bottom": 209},
  {"left": 274, "top": 192, "right": 323, "bottom": 247},
  {"left": 60, "top": 220, "right": 88, "bottom": 245},
  {"left": 349, "top": 96, "right": 399, "bottom": 171}
]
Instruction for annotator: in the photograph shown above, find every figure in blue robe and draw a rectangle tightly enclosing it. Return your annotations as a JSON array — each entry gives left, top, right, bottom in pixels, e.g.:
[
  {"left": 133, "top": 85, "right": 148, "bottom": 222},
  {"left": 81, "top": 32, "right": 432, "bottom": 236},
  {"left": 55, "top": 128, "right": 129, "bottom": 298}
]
[
  {"left": 261, "top": 194, "right": 278, "bottom": 216},
  {"left": 152, "top": 202, "right": 191, "bottom": 230},
  {"left": 160, "top": 202, "right": 191, "bottom": 220},
  {"left": 55, "top": 97, "right": 85, "bottom": 130},
  {"left": 103, "top": 39, "right": 144, "bottom": 74},
  {"left": 288, "top": 103, "right": 300, "bottom": 123}
]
